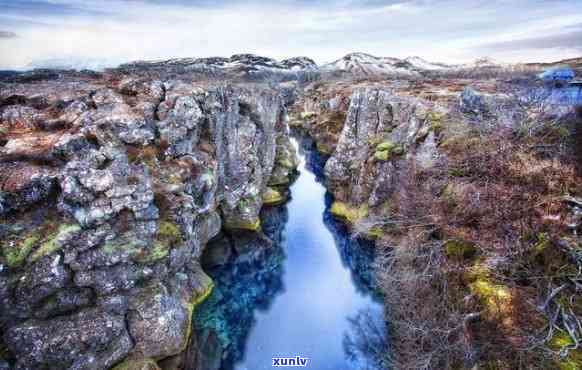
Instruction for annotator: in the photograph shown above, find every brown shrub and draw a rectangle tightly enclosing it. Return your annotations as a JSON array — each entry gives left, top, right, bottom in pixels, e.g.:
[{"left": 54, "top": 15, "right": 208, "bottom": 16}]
[{"left": 376, "top": 115, "right": 582, "bottom": 369}]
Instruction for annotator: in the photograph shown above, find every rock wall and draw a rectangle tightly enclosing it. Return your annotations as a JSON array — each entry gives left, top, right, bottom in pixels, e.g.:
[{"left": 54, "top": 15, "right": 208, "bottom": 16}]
[
  {"left": 291, "top": 85, "right": 444, "bottom": 232},
  {"left": 0, "top": 76, "right": 297, "bottom": 369}
]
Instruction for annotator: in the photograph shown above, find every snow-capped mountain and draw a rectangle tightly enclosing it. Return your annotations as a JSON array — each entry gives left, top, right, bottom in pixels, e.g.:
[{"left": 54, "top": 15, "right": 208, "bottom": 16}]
[
  {"left": 16, "top": 52, "right": 538, "bottom": 81},
  {"left": 321, "top": 52, "right": 420, "bottom": 76},
  {"left": 462, "top": 57, "right": 506, "bottom": 69},
  {"left": 404, "top": 56, "right": 457, "bottom": 70},
  {"left": 320, "top": 53, "right": 517, "bottom": 77},
  {"left": 119, "top": 54, "right": 318, "bottom": 76}
]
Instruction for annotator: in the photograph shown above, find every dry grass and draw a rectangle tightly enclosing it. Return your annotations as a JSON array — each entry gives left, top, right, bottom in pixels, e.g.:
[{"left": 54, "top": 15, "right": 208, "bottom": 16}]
[{"left": 374, "top": 105, "right": 582, "bottom": 369}]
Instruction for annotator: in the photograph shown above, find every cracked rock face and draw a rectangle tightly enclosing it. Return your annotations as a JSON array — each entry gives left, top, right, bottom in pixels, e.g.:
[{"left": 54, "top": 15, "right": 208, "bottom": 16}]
[
  {"left": 324, "top": 88, "right": 438, "bottom": 207},
  {"left": 0, "top": 71, "right": 298, "bottom": 369}
]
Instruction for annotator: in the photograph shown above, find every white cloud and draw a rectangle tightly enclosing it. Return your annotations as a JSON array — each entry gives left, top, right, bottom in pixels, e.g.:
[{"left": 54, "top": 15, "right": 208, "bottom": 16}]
[{"left": 0, "top": 0, "right": 581, "bottom": 69}]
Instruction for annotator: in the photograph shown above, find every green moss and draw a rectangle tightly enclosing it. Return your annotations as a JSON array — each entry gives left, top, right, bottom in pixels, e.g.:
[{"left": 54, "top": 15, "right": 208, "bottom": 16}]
[
  {"left": 29, "top": 224, "right": 81, "bottom": 263},
  {"left": 376, "top": 142, "right": 395, "bottom": 152},
  {"left": 301, "top": 111, "right": 317, "bottom": 120},
  {"left": 549, "top": 332, "right": 582, "bottom": 370},
  {"left": 112, "top": 358, "right": 161, "bottom": 370},
  {"left": 443, "top": 239, "right": 478, "bottom": 260},
  {"left": 374, "top": 150, "right": 390, "bottom": 161},
  {"left": 364, "top": 226, "right": 384, "bottom": 240},
  {"left": 558, "top": 359, "right": 582, "bottom": 370},
  {"left": 374, "top": 141, "right": 404, "bottom": 162},
  {"left": 550, "top": 332, "right": 575, "bottom": 349},
  {"left": 277, "top": 158, "right": 295, "bottom": 170},
  {"left": 470, "top": 279, "right": 510, "bottom": 300},
  {"left": 268, "top": 176, "right": 290, "bottom": 186},
  {"left": 448, "top": 167, "right": 466, "bottom": 177},
  {"left": 137, "top": 242, "right": 170, "bottom": 263},
  {"left": 427, "top": 112, "right": 444, "bottom": 135},
  {"left": 181, "top": 278, "right": 214, "bottom": 352},
  {"left": 224, "top": 218, "right": 261, "bottom": 232},
  {"left": 191, "top": 279, "right": 214, "bottom": 308},
  {"left": 330, "top": 201, "right": 368, "bottom": 224},
  {"left": 262, "top": 187, "right": 285, "bottom": 206},
  {"left": 316, "top": 142, "right": 332, "bottom": 155},
  {"left": 166, "top": 174, "right": 182, "bottom": 185},
  {"left": 533, "top": 233, "right": 550, "bottom": 253},
  {"left": 158, "top": 221, "right": 181, "bottom": 242},
  {"left": 136, "top": 220, "right": 182, "bottom": 263},
  {"left": 3, "top": 234, "right": 40, "bottom": 268},
  {"left": 391, "top": 145, "right": 405, "bottom": 155},
  {"left": 468, "top": 270, "right": 512, "bottom": 319}
]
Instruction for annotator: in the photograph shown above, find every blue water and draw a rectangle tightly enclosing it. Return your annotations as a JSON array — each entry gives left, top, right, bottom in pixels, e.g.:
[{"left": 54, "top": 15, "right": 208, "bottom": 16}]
[{"left": 192, "top": 133, "right": 385, "bottom": 370}]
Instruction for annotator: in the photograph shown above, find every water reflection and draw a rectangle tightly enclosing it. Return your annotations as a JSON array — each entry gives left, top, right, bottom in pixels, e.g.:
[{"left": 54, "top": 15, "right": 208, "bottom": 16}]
[
  {"left": 343, "top": 309, "right": 390, "bottom": 370},
  {"left": 188, "top": 206, "right": 289, "bottom": 370},
  {"left": 189, "top": 130, "right": 386, "bottom": 370}
]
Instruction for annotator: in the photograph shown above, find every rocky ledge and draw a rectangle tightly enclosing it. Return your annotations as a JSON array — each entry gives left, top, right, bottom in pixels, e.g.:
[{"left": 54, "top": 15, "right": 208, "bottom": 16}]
[{"left": 0, "top": 74, "right": 298, "bottom": 369}]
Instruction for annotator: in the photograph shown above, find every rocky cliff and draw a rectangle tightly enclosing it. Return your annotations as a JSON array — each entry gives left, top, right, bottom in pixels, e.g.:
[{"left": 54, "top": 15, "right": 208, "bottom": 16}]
[
  {"left": 289, "top": 77, "right": 582, "bottom": 369},
  {"left": 0, "top": 74, "right": 297, "bottom": 369}
]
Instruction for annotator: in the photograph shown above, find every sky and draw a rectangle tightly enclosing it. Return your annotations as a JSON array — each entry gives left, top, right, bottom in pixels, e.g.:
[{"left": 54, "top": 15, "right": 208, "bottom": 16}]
[{"left": 0, "top": 0, "right": 581, "bottom": 70}]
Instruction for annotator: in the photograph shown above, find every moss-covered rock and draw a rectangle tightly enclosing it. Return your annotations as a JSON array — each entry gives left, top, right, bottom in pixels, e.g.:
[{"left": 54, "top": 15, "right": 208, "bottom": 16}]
[
  {"left": 363, "top": 225, "right": 384, "bottom": 240},
  {"left": 2, "top": 234, "right": 40, "bottom": 268},
  {"left": 262, "top": 187, "right": 286, "bottom": 206},
  {"left": 157, "top": 221, "right": 181, "bottom": 243},
  {"left": 373, "top": 141, "right": 404, "bottom": 162},
  {"left": 443, "top": 239, "right": 478, "bottom": 260},
  {"left": 427, "top": 112, "right": 444, "bottom": 134},
  {"left": 374, "top": 150, "right": 390, "bottom": 161},
  {"left": 277, "top": 158, "right": 295, "bottom": 170},
  {"left": 180, "top": 271, "right": 214, "bottom": 353},
  {"left": 301, "top": 111, "right": 317, "bottom": 120},
  {"left": 316, "top": 141, "right": 332, "bottom": 155},
  {"left": 467, "top": 264, "right": 512, "bottom": 321},
  {"left": 376, "top": 142, "right": 395, "bottom": 152},
  {"left": 135, "top": 220, "right": 182, "bottom": 264},
  {"left": 268, "top": 174, "right": 291, "bottom": 186},
  {"left": 29, "top": 224, "right": 81, "bottom": 263},
  {"left": 224, "top": 218, "right": 261, "bottom": 232},
  {"left": 330, "top": 201, "right": 368, "bottom": 224},
  {"left": 549, "top": 332, "right": 582, "bottom": 370},
  {"left": 112, "top": 358, "right": 160, "bottom": 370}
]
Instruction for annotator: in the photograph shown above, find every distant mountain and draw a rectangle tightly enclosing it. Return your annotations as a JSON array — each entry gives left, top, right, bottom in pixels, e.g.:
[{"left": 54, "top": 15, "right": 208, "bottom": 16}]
[
  {"left": 461, "top": 57, "right": 508, "bottom": 69},
  {"left": 26, "top": 57, "right": 120, "bottom": 71},
  {"left": 404, "top": 56, "right": 457, "bottom": 70},
  {"left": 320, "top": 52, "right": 512, "bottom": 77},
  {"left": 118, "top": 54, "right": 318, "bottom": 77},
  {"left": 12, "top": 53, "right": 580, "bottom": 82},
  {"left": 321, "top": 52, "right": 420, "bottom": 76}
]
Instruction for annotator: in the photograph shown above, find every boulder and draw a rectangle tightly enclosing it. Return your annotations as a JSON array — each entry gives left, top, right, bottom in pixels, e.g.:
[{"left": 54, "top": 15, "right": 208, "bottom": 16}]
[
  {"left": 4, "top": 308, "right": 132, "bottom": 370},
  {"left": 0, "top": 163, "right": 56, "bottom": 215}
]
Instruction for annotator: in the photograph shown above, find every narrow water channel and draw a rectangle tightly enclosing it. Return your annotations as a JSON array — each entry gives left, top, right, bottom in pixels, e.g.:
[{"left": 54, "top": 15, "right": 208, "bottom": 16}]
[{"left": 191, "top": 132, "right": 385, "bottom": 370}]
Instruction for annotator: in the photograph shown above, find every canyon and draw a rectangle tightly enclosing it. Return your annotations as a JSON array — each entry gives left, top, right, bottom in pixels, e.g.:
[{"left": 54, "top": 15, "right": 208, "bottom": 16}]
[{"left": 1, "top": 53, "right": 581, "bottom": 369}]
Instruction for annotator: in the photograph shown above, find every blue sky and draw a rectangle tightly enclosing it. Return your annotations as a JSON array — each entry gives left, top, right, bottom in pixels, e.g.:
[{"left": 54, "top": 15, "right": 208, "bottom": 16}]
[{"left": 0, "top": 0, "right": 581, "bottom": 69}]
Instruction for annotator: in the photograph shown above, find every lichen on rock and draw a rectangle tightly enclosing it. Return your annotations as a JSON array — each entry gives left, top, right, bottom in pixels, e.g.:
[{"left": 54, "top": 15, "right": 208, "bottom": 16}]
[
  {"left": 262, "top": 187, "right": 286, "bottom": 206},
  {"left": 330, "top": 201, "right": 368, "bottom": 224},
  {"left": 112, "top": 358, "right": 161, "bottom": 370},
  {"left": 0, "top": 73, "right": 298, "bottom": 368}
]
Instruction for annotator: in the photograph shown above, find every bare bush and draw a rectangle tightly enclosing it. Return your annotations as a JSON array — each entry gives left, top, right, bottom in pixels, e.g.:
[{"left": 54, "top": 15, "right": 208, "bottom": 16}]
[{"left": 377, "top": 238, "right": 477, "bottom": 370}]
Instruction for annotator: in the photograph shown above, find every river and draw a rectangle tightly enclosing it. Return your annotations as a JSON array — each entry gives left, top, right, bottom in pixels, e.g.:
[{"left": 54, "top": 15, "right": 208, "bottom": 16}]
[{"left": 190, "top": 132, "right": 386, "bottom": 370}]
